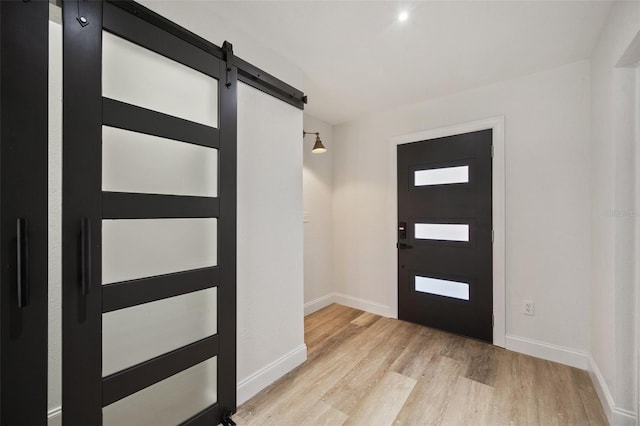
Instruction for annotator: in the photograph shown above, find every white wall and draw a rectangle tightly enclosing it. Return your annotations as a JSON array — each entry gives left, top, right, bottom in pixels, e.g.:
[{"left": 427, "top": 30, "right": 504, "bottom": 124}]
[
  {"left": 303, "top": 114, "right": 334, "bottom": 314},
  {"left": 139, "top": 1, "right": 303, "bottom": 90},
  {"left": 236, "top": 83, "right": 306, "bottom": 404},
  {"left": 589, "top": 1, "right": 640, "bottom": 424},
  {"left": 333, "top": 60, "right": 592, "bottom": 364},
  {"left": 47, "top": 17, "right": 63, "bottom": 425}
]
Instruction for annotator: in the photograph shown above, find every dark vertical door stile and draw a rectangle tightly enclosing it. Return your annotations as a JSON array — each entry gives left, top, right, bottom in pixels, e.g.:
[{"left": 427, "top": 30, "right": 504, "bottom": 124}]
[
  {"left": 216, "top": 41, "right": 238, "bottom": 420},
  {"left": 62, "top": 0, "right": 104, "bottom": 423},
  {"left": 0, "top": 1, "right": 50, "bottom": 424}
]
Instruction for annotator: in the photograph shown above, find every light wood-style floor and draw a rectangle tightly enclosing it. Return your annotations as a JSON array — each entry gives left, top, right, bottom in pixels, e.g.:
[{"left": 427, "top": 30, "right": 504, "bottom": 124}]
[{"left": 236, "top": 304, "right": 607, "bottom": 426}]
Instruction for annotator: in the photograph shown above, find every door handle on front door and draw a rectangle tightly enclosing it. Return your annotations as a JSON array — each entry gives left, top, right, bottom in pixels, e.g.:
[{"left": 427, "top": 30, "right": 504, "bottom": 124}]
[
  {"left": 396, "top": 242, "right": 413, "bottom": 249},
  {"left": 397, "top": 222, "right": 413, "bottom": 249}
]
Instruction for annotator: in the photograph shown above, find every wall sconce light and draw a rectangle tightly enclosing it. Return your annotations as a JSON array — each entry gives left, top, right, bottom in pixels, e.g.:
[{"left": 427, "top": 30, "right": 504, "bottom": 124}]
[{"left": 303, "top": 130, "right": 327, "bottom": 154}]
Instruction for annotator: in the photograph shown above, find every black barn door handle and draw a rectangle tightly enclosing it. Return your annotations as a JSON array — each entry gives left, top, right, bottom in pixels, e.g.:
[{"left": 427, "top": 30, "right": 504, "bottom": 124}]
[
  {"left": 17, "top": 218, "right": 29, "bottom": 308},
  {"left": 396, "top": 242, "right": 413, "bottom": 249},
  {"left": 81, "top": 218, "right": 92, "bottom": 295}
]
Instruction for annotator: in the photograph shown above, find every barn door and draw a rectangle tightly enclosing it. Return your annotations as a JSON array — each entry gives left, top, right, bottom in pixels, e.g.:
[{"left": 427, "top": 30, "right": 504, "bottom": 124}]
[
  {"left": 62, "top": 2, "right": 236, "bottom": 424},
  {"left": 0, "top": 1, "right": 49, "bottom": 424}
]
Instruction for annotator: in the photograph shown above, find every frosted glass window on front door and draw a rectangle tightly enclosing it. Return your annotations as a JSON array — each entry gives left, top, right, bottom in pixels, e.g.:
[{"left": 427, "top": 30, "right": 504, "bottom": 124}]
[
  {"left": 415, "top": 276, "right": 470, "bottom": 301},
  {"left": 102, "top": 218, "right": 217, "bottom": 284},
  {"left": 102, "top": 31, "right": 218, "bottom": 127},
  {"left": 414, "top": 165, "right": 469, "bottom": 186},
  {"left": 102, "top": 126, "right": 218, "bottom": 197},
  {"left": 414, "top": 223, "right": 469, "bottom": 242}
]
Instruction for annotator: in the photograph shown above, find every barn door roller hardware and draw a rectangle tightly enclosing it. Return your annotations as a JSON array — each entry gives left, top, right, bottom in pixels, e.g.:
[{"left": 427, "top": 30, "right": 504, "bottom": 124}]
[{"left": 221, "top": 410, "right": 237, "bottom": 426}]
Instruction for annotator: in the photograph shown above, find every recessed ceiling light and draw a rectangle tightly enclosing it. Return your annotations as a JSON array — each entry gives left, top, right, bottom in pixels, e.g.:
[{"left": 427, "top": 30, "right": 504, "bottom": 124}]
[{"left": 398, "top": 11, "right": 409, "bottom": 22}]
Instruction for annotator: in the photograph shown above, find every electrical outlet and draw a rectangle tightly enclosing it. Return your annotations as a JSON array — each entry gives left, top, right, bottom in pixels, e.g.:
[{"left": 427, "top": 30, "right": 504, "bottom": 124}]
[{"left": 523, "top": 300, "right": 535, "bottom": 316}]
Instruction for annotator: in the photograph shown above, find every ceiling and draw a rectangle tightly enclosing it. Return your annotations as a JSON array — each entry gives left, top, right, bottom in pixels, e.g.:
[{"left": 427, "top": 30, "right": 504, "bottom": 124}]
[{"left": 207, "top": 1, "right": 612, "bottom": 125}]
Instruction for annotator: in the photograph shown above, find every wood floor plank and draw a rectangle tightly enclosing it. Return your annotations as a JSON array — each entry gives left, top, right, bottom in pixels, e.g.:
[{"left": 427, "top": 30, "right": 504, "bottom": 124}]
[
  {"left": 394, "top": 354, "right": 464, "bottom": 425},
  {"left": 304, "top": 305, "right": 363, "bottom": 350},
  {"left": 390, "top": 323, "right": 443, "bottom": 380},
  {"left": 307, "top": 322, "right": 364, "bottom": 361},
  {"left": 236, "top": 304, "right": 607, "bottom": 426},
  {"left": 304, "top": 303, "right": 348, "bottom": 330},
  {"left": 238, "top": 314, "right": 397, "bottom": 425},
  {"left": 237, "top": 320, "right": 369, "bottom": 423},
  {"left": 298, "top": 401, "right": 348, "bottom": 426},
  {"left": 344, "top": 371, "right": 416, "bottom": 426},
  {"left": 439, "top": 331, "right": 473, "bottom": 363},
  {"left": 489, "top": 349, "right": 541, "bottom": 425},
  {"left": 350, "top": 311, "right": 379, "bottom": 327},
  {"left": 439, "top": 376, "right": 495, "bottom": 426},
  {"left": 533, "top": 359, "right": 593, "bottom": 426},
  {"left": 570, "top": 367, "right": 609, "bottom": 425},
  {"left": 322, "top": 318, "right": 416, "bottom": 414},
  {"left": 304, "top": 304, "right": 342, "bottom": 331},
  {"left": 464, "top": 341, "right": 500, "bottom": 386}
]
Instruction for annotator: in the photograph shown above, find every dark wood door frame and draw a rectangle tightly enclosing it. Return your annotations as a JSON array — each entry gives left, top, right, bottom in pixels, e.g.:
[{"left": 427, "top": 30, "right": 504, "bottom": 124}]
[{"left": 389, "top": 118, "right": 506, "bottom": 347}]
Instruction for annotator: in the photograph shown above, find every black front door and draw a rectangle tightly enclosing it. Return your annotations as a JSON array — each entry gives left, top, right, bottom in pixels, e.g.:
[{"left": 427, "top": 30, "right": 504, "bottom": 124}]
[{"left": 397, "top": 130, "right": 493, "bottom": 342}]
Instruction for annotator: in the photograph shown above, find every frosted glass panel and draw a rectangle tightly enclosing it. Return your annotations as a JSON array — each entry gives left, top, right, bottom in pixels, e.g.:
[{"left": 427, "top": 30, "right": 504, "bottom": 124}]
[
  {"left": 415, "top": 276, "right": 469, "bottom": 300},
  {"left": 102, "top": 31, "right": 218, "bottom": 127},
  {"left": 415, "top": 165, "right": 469, "bottom": 186},
  {"left": 102, "top": 126, "right": 218, "bottom": 197},
  {"left": 102, "top": 218, "right": 217, "bottom": 284},
  {"left": 415, "top": 223, "right": 469, "bottom": 242},
  {"left": 103, "top": 356, "right": 217, "bottom": 426},
  {"left": 102, "top": 287, "right": 217, "bottom": 375}
]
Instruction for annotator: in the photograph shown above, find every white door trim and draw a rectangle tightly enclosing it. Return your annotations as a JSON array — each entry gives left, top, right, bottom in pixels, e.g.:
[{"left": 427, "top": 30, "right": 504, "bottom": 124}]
[
  {"left": 634, "top": 62, "right": 640, "bottom": 426},
  {"left": 388, "top": 116, "right": 506, "bottom": 347}
]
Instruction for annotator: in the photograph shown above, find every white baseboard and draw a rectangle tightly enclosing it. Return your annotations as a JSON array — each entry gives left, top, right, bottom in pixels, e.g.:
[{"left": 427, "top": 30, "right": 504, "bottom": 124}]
[
  {"left": 304, "top": 293, "right": 336, "bottom": 316},
  {"left": 613, "top": 408, "right": 639, "bottom": 426},
  {"left": 588, "top": 356, "right": 637, "bottom": 426},
  {"left": 304, "top": 292, "right": 395, "bottom": 318},
  {"left": 588, "top": 355, "right": 616, "bottom": 423},
  {"left": 236, "top": 344, "right": 307, "bottom": 405},
  {"left": 47, "top": 407, "right": 61, "bottom": 426},
  {"left": 505, "top": 334, "right": 588, "bottom": 369},
  {"left": 333, "top": 293, "right": 395, "bottom": 318}
]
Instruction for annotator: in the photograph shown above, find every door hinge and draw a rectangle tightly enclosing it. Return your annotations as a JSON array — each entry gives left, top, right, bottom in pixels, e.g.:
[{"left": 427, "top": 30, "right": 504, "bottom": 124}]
[
  {"left": 491, "top": 144, "right": 494, "bottom": 158},
  {"left": 492, "top": 229, "right": 494, "bottom": 243},
  {"left": 492, "top": 314, "right": 494, "bottom": 328}
]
